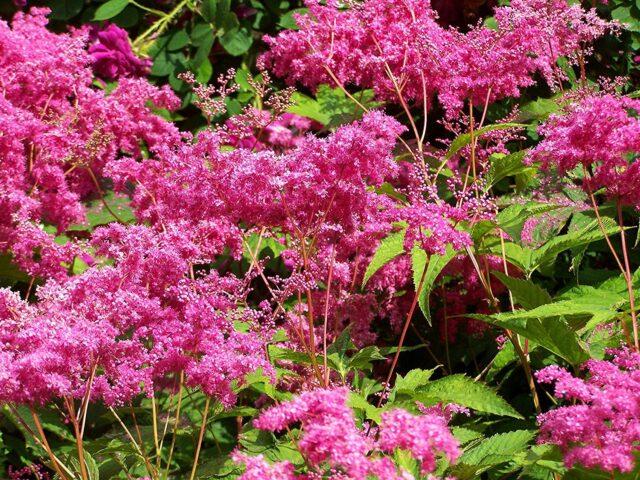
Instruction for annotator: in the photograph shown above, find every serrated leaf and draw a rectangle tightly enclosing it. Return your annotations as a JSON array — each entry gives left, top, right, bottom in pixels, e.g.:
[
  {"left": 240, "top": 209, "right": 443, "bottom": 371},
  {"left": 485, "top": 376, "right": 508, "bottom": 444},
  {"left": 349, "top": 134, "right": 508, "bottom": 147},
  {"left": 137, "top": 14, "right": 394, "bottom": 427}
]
[
  {"left": 445, "top": 123, "right": 525, "bottom": 160},
  {"left": 469, "top": 307, "right": 590, "bottom": 365},
  {"left": 531, "top": 218, "right": 620, "bottom": 271},
  {"left": 492, "top": 271, "right": 552, "bottom": 309},
  {"left": 94, "top": 0, "right": 129, "bottom": 20},
  {"left": 414, "top": 374, "right": 522, "bottom": 418},
  {"left": 454, "top": 430, "right": 536, "bottom": 478},
  {"left": 347, "top": 392, "right": 382, "bottom": 423},
  {"left": 392, "top": 368, "right": 437, "bottom": 397},
  {"left": 411, "top": 245, "right": 458, "bottom": 324},
  {"left": 349, "top": 346, "right": 386, "bottom": 371},
  {"left": 362, "top": 229, "right": 406, "bottom": 287},
  {"left": 486, "top": 151, "right": 536, "bottom": 189}
]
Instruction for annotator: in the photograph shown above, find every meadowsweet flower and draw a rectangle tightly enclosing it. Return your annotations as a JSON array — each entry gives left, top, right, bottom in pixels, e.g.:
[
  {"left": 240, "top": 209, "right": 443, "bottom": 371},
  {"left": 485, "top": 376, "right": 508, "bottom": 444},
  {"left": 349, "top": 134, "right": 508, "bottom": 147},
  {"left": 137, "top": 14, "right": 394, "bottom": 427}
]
[
  {"left": 0, "top": 8, "right": 179, "bottom": 278},
  {"left": 530, "top": 94, "right": 640, "bottom": 208},
  {"left": 536, "top": 348, "right": 640, "bottom": 472},
  {"left": 378, "top": 408, "right": 461, "bottom": 474},
  {"left": 262, "top": 0, "right": 611, "bottom": 115}
]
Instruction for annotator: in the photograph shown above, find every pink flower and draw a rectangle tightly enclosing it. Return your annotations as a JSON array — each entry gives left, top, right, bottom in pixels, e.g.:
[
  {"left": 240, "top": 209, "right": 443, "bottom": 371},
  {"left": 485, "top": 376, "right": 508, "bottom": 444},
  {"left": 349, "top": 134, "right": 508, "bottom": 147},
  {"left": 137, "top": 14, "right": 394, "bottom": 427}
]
[
  {"left": 536, "top": 348, "right": 640, "bottom": 472},
  {"left": 529, "top": 94, "right": 640, "bottom": 208},
  {"left": 88, "top": 23, "right": 151, "bottom": 79}
]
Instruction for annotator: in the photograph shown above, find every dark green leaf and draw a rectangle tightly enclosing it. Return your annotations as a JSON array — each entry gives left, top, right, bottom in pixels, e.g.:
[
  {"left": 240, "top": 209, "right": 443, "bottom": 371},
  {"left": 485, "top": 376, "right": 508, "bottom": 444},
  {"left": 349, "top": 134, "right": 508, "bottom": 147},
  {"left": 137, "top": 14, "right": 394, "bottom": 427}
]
[
  {"left": 492, "top": 271, "right": 552, "bottom": 309},
  {"left": 414, "top": 374, "right": 522, "bottom": 418},
  {"left": 94, "top": 0, "right": 129, "bottom": 21},
  {"left": 362, "top": 229, "right": 406, "bottom": 287}
]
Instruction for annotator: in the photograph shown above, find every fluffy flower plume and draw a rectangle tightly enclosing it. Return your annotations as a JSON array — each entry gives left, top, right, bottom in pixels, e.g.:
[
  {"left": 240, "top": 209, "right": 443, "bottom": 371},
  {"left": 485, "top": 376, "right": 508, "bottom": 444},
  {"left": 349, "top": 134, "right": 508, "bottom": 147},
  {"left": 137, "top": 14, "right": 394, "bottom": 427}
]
[
  {"left": 530, "top": 94, "right": 640, "bottom": 208},
  {"left": 261, "top": 0, "right": 612, "bottom": 115},
  {"left": 536, "top": 348, "right": 640, "bottom": 472},
  {"left": 0, "top": 8, "right": 179, "bottom": 279},
  {"left": 247, "top": 387, "right": 459, "bottom": 478}
]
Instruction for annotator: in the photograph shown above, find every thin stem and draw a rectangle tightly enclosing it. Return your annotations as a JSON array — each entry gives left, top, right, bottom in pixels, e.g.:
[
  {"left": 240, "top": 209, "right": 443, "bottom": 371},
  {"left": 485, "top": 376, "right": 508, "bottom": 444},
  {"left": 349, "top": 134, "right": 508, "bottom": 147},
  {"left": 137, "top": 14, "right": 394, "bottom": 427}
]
[
  {"left": 30, "top": 408, "right": 71, "bottom": 480},
  {"left": 377, "top": 261, "right": 429, "bottom": 407},
  {"left": 133, "top": 0, "right": 188, "bottom": 49},
  {"left": 507, "top": 330, "right": 541, "bottom": 414},
  {"left": 322, "top": 247, "right": 336, "bottom": 386},
  {"left": 86, "top": 167, "right": 124, "bottom": 223},
  {"left": 151, "top": 396, "right": 161, "bottom": 467},
  {"left": 189, "top": 397, "right": 211, "bottom": 480},
  {"left": 617, "top": 201, "right": 639, "bottom": 350},
  {"left": 163, "top": 372, "right": 184, "bottom": 480},
  {"left": 65, "top": 398, "right": 89, "bottom": 480},
  {"left": 110, "top": 407, "right": 158, "bottom": 479}
]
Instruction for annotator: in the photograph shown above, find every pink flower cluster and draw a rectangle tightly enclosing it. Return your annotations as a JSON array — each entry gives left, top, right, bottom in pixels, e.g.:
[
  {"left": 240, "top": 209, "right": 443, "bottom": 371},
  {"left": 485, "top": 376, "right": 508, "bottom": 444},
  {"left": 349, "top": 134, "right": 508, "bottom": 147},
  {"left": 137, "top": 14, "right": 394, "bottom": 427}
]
[
  {"left": 530, "top": 94, "right": 640, "bottom": 208},
  {"left": 536, "top": 348, "right": 640, "bottom": 472},
  {"left": 0, "top": 8, "right": 179, "bottom": 279},
  {"left": 235, "top": 387, "right": 460, "bottom": 478},
  {"left": 0, "top": 222, "right": 275, "bottom": 407},
  {"left": 261, "top": 0, "right": 612, "bottom": 115},
  {"left": 224, "top": 109, "right": 320, "bottom": 152}
]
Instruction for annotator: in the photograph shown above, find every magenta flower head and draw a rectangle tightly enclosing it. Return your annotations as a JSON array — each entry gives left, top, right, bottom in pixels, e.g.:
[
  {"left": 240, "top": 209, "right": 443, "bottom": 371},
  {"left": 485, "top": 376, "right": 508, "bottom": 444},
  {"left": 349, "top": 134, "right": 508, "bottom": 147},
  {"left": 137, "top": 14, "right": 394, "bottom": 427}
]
[{"left": 88, "top": 23, "right": 151, "bottom": 80}]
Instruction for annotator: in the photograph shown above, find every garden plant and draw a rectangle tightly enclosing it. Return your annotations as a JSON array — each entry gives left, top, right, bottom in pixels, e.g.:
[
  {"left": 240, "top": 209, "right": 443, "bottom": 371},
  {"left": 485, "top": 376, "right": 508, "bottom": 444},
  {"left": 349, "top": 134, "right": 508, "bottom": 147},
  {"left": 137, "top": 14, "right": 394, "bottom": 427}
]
[{"left": 0, "top": 0, "right": 640, "bottom": 478}]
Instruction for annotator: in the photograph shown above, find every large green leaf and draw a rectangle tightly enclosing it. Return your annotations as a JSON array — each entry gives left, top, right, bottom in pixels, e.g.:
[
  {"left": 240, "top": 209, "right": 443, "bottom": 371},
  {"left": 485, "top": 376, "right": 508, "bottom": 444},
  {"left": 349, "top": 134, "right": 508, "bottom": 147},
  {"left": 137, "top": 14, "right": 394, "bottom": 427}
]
[
  {"left": 492, "top": 271, "right": 552, "bottom": 309},
  {"left": 530, "top": 217, "right": 620, "bottom": 271},
  {"left": 411, "top": 245, "right": 457, "bottom": 324},
  {"left": 94, "top": 0, "right": 129, "bottom": 20},
  {"left": 485, "top": 151, "right": 536, "bottom": 190},
  {"left": 469, "top": 307, "right": 590, "bottom": 365},
  {"left": 362, "top": 229, "right": 406, "bottom": 287},
  {"left": 453, "top": 430, "right": 536, "bottom": 479},
  {"left": 413, "top": 374, "right": 522, "bottom": 418}
]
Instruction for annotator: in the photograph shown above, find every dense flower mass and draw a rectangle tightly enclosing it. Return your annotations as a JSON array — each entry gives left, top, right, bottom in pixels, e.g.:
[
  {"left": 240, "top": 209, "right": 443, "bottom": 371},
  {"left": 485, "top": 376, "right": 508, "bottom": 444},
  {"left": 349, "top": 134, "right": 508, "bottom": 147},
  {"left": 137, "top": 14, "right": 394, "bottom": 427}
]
[
  {"left": 261, "top": 0, "right": 612, "bottom": 115},
  {"left": 0, "top": 8, "right": 179, "bottom": 279},
  {"left": 244, "top": 387, "right": 459, "bottom": 478},
  {"left": 0, "top": 1, "right": 638, "bottom": 478},
  {"left": 536, "top": 348, "right": 640, "bottom": 472},
  {"left": 530, "top": 94, "right": 640, "bottom": 208}
]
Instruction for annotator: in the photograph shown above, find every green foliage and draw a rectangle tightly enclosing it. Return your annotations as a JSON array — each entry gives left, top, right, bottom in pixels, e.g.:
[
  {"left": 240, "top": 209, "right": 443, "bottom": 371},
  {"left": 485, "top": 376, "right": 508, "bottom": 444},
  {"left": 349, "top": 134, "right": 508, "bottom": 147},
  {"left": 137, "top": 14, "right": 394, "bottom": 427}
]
[
  {"left": 409, "top": 374, "right": 523, "bottom": 419},
  {"left": 362, "top": 228, "right": 406, "bottom": 287}
]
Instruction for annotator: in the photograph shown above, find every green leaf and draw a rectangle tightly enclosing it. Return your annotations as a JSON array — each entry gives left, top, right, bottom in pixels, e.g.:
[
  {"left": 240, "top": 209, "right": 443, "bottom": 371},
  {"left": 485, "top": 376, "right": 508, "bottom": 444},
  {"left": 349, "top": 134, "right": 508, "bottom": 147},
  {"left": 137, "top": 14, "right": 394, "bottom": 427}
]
[
  {"left": 279, "top": 8, "right": 308, "bottom": 30},
  {"left": 0, "top": 254, "right": 29, "bottom": 285},
  {"left": 362, "top": 229, "right": 406, "bottom": 287},
  {"left": 200, "top": 0, "right": 217, "bottom": 22},
  {"left": 492, "top": 271, "right": 552, "bottom": 309},
  {"left": 414, "top": 374, "right": 522, "bottom": 418},
  {"left": 219, "top": 21, "right": 253, "bottom": 56},
  {"left": 495, "top": 202, "right": 562, "bottom": 243},
  {"left": 411, "top": 245, "right": 457, "bottom": 324},
  {"left": 347, "top": 392, "right": 382, "bottom": 423},
  {"left": 349, "top": 346, "right": 386, "bottom": 371},
  {"left": 288, "top": 85, "right": 379, "bottom": 127},
  {"left": 392, "top": 368, "right": 437, "bottom": 397},
  {"left": 94, "top": 0, "right": 130, "bottom": 20},
  {"left": 518, "top": 97, "right": 560, "bottom": 122},
  {"left": 470, "top": 307, "right": 590, "bottom": 365},
  {"left": 167, "top": 30, "right": 190, "bottom": 51},
  {"left": 49, "top": 0, "right": 84, "bottom": 20},
  {"left": 445, "top": 123, "right": 525, "bottom": 160},
  {"left": 454, "top": 430, "right": 536, "bottom": 478},
  {"left": 531, "top": 218, "right": 620, "bottom": 271},
  {"left": 485, "top": 151, "right": 536, "bottom": 189}
]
